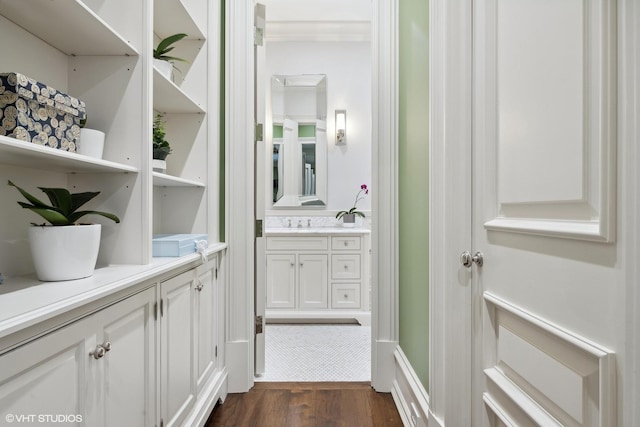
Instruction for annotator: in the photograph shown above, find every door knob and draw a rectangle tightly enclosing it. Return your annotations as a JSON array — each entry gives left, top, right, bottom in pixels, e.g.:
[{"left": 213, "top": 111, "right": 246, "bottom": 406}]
[{"left": 460, "top": 251, "right": 483, "bottom": 268}]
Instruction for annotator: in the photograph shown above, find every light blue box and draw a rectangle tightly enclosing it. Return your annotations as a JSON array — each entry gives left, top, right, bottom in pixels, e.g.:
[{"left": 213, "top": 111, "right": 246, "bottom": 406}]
[{"left": 152, "top": 234, "right": 208, "bottom": 257}]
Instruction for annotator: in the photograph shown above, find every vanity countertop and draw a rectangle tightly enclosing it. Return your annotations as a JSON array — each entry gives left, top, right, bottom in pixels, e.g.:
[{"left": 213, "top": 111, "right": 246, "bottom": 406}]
[{"left": 265, "top": 227, "right": 370, "bottom": 235}]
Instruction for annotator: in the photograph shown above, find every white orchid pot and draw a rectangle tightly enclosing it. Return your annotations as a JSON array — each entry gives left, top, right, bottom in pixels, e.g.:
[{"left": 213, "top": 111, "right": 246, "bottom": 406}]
[
  {"left": 153, "top": 59, "right": 173, "bottom": 80},
  {"left": 28, "top": 224, "right": 101, "bottom": 281},
  {"left": 78, "top": 128, "right": 105, "bottom": 159}
]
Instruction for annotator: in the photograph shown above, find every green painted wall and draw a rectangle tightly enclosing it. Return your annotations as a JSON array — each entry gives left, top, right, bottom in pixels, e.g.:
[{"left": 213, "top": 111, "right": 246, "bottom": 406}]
[{"left": 399, "top": 0, "right": 430, "bottom": 389}]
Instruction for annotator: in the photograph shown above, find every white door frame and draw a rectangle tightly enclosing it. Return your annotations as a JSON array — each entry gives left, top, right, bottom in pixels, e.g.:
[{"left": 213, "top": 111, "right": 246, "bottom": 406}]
[
  {"left": 428, "top": 0, "right": 473, "bottom": 424},
  {"left": 225, "top": 0, "right": 400, "bottom": 393},
  {"left": 429, "top": 0, "right": 640, "bottom": 425}
]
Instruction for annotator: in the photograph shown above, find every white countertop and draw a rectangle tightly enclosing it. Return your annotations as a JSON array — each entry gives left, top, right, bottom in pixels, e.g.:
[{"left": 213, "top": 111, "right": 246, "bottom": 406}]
[
  {"left": 265, "top": 227, "right": 371, "bottom": 235},
  {"left": 0, "top": 243, "right": 227, "bottom": 340}
]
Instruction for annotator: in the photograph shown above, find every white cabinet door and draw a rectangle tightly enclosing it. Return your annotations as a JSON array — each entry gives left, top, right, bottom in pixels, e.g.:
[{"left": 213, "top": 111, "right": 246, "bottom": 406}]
[
  {"left": 298, "top": 254, "right": 328, "bottom": 309},
  {"left": 160, "top": 270, "right": 196, "bottom": 427},
  {"left": 195, "top": 258, "right": 218, "bottom": 393},
  {"left": 98, "top": 287, "right": 156, "bottom": 427},
  {"left": 266, "top": 254, "right": 296, "bottom": 308},
  {"left": 0, "top": 316, "right": 96, "bottom": 423}
]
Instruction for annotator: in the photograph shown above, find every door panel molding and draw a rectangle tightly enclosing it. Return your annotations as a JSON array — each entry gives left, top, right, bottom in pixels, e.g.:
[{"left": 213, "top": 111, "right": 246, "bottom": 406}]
[
  {"left": 479, "top": 0, "right": 617, "bottom": 242},
  {"left": 484, "top": 292, "right": 616, "bottom": 427}
]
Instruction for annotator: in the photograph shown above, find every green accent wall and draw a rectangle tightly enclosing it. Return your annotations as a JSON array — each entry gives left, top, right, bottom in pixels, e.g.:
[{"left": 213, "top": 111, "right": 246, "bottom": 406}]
[
  {"left": 399, "top": 0, "right": 430, "bottom": 389},
  {"left": 298, "top": 124, "right": 316, "bottom": 137}
]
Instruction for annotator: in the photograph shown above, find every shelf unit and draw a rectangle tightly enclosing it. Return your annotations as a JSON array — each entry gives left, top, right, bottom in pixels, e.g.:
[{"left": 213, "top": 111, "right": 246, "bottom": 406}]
[{"left": 0, "top": 0, "right": 220, "bottom": 278}]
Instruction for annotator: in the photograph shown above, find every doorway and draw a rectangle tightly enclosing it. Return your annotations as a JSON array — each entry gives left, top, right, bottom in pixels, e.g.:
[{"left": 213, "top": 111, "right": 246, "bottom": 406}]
[{"left": 254, "top": 0, "right": 374, "bottom": 383}]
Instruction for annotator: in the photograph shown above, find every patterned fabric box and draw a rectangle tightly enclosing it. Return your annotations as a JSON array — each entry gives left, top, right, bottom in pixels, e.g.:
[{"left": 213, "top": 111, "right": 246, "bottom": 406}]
[
  {"left": 0, "top": 72, "right": 86, "bottom": 152},
  {"left": 152, "top": 234, "right": 209, "bottom": 257}
]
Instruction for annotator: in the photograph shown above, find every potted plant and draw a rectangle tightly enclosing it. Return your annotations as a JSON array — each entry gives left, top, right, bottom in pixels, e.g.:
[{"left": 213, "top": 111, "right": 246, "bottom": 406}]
[
  {"left": 336, "top": 184, "right": 369, "bottom": 227},
  {"left": 9, "top": 180, "right": 120, "bottom": 281},
  {"left": 153, "top": 33, "right": 188, "bottom": 80},
  {"left": 153, "top": 113, "right": 172, "bottom": 173}
]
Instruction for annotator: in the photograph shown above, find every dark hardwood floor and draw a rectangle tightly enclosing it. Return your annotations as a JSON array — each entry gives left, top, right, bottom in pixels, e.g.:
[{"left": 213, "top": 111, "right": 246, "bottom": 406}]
[{"left": 205, "top": 382, "right": 404, "bottom": 426}]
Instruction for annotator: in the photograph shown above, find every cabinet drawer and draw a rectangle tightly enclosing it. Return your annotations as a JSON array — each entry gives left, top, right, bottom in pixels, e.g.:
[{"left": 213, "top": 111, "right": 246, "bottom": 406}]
[
  {"left": 331, "top": 283, "right": 361, "bottom": 309},
  {"left": 266, "top": 236, "right": 328, "bottom": 251},
  {"left": 331, "top": 236, "right": 361, "bottom": 251},
  {"left": 331, "top": 254, "right": 361, "bottom": 279}
]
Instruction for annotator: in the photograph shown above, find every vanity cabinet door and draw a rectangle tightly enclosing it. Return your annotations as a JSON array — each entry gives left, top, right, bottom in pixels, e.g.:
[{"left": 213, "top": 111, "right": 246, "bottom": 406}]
[
  {"left": 298, "top": 254, "right": 328, "bottom": 309},
  {"left": 266, "top": 254, "right": 296, "bottom": 308}
]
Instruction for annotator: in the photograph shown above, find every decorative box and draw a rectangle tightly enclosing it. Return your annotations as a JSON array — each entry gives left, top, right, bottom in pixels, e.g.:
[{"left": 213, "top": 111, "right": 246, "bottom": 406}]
[
  {"left": 0, "top": 72, "right": 86, "bottom": 152},
  {"left": 152, "top": 234, "right": 208, "bottom": 257}
]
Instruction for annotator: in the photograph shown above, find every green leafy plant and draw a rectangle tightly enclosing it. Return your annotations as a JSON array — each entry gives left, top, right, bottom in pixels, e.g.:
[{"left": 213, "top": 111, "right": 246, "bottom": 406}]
[
  {"left": 153, "top": 33, "right": 189, "bottom": 63},
  {"left": 153, "top": 113, "right": 172, "bottom": 160},
  {"left": 8, "top": 180, "right": 120, "bottom": 226},
  {"left": 336, "top": 184, "right": 369, "bottom": 220}
]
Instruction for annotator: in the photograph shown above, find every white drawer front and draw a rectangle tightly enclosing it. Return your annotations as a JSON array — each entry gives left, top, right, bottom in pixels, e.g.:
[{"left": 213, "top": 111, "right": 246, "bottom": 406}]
[
  {"left": 331, "top": 254, "right": 361, "bottom": 280},
  {"left": 266, "top": 236, "right": 328, "bottom": 251},
  {"left": 331, "top": 236, "right": 361, "bottom": 251},
  {"left": 331, "top": 283, "right": 361, "bottom": 309}
]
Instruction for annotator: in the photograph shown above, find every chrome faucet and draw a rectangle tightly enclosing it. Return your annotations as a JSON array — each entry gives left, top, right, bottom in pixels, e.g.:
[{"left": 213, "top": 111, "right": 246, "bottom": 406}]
[{"left": 297, "top": 220, "right": 302, "bottom": 228}]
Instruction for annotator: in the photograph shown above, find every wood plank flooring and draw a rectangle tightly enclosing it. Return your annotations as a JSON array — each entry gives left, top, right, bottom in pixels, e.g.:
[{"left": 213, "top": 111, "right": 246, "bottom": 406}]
[{"left": 205, "top": 382, "right": 404, "bottom": 427}]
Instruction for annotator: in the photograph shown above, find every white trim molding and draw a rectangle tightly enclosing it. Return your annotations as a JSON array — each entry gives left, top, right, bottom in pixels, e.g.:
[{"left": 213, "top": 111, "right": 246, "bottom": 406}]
[
  {"left": 484, "top": 292, "right": 616, "bottom": 426},
  {"left": 370, "top": 0, "right": 400, "bottom": 392},
  {"left": 392, "top": 347, "right": 440, "bottom": 427},
  {"left": 429, "top": 0, "right": 473, "bottom": 424},
  {"left": 225, "top": 0, "right": 255, "bottom": 393}
]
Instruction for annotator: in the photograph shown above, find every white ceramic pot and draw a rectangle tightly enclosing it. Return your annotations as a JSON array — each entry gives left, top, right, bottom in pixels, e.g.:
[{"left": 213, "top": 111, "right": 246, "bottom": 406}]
[
  {"left": 28, "top": 224, "right": 101, "bottom": 281},
  {"left": 78, "top": 128, "right": 105, "bottom": 159},
  {"left": 153, "top": 59, "right": 173, "bottom": 80}
]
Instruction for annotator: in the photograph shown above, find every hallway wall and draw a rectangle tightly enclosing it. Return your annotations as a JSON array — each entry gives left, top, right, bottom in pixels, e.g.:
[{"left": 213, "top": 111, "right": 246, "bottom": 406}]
[{"left": 398, "top": 0, "right": 430, "bottom": 389}]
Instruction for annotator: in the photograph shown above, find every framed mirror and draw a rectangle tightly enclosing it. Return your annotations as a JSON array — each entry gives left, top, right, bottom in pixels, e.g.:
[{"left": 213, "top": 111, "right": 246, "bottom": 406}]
[{"left": 271, "top": 74, "right": 327, "bottom": 207}]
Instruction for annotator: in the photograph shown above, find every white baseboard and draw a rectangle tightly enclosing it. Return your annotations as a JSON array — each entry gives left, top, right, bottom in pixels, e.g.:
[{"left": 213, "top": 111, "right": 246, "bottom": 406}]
[
  {"left": 225, "top": 340, "right": 252, "bottom": 392},
  {"left": 184, "top": 367, "right": 228, "bottom": 427},
  {"left": 371, "top": 340, "right": 398, "bottom": 391},
  {"left": 392, "top": 346, "right": 438, "bottom": 427}
]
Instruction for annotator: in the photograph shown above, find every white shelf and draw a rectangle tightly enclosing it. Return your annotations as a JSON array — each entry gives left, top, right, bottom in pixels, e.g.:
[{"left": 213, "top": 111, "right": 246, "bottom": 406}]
[
  {"left": 0, "top": 135, "right": 138, "bottom": 174},
  {"left": 0, "top": 0, "right": 139, "bottom": 56},
  {"left": 154, "top": 0, "right": 205, "bottom": 40},
  {"left": 153, "top": 172, "right": 205, "bottom": 188},
  {"left": 153, "top": 68, "right": 205, "bottom": 114}
]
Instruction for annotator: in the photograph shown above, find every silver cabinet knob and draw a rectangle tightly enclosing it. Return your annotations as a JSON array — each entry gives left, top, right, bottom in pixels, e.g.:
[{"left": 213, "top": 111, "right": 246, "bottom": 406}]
[
  {"left": 90, "top": 345, "right": 106, "bottom": 359},
  {"left": 195, "top": 281, "right": 204, "bottom": 292},
  {"left": 344, "top": 294, "right": 348, "bottom": 299},
  {"left": 103, "top": 341, "right": 112, "bottom": 352},
  {"left": 460, "top": 251, "right": 484, "bottom": 268},
  {"left": 344, "top": 241, "right": 348, "bottom": 246}
]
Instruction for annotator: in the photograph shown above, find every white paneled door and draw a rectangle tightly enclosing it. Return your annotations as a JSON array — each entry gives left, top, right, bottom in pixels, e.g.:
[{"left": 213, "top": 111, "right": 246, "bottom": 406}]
[{"left": 470, "top": 0, "right": 618, "bottom": 426}]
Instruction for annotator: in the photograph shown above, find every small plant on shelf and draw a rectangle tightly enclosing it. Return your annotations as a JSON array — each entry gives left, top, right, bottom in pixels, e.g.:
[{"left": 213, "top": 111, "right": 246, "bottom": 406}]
[
  {"left": 8, "top": 180, "right": 120, "bottom": 226},
  {"left": 153, "top": 33, "right": 189, "bottom": 63},
  {"left": 153, "top": 114, "right": 172, "bottom": 160},
  {"left": 336, "top": 184, "right": 369, "bottom": 224},
  {"left": 8, "top": 180, "right": 120, "bottom": 281}
]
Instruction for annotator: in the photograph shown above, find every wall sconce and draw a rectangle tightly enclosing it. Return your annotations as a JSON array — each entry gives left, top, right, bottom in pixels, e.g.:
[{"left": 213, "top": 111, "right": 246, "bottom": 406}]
[{"left": 335, "top": 110, "right": 346, "bottom": 145}]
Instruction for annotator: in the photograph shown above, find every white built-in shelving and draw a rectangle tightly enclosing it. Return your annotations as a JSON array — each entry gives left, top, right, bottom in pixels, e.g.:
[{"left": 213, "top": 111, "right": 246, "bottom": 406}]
[{"left": 0, "top": 0, "right": 220, "bottom": 277}]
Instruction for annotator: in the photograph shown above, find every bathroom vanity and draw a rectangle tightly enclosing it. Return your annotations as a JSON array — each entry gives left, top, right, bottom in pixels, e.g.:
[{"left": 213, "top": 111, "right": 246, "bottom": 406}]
[{"left": 264, "top": 227, "right": 371, "bottom": 325}]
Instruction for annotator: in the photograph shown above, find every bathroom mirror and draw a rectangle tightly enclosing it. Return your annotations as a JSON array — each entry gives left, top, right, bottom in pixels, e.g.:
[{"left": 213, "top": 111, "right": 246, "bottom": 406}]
[{"left": 271, "top": 74, "right": 327, "bottom": 207}]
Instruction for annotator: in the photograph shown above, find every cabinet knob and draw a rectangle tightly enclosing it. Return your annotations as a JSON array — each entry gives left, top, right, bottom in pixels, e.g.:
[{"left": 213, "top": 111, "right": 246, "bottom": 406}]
[
  {"left": 90, "top": 345, "right": 106, "bottom": 360},
  {"left": 344, "top": 294, "right": 348, "bottom": 299},
  {"left": 300, "top": 263, "right": 304, "bottom": 267},
  {"left": 344, "top": 241, "right": 348, "bottom": 246},
  {"left": 103, "top": 341, "right": 112, "bottom": 352},
  {"left": 344, "top": 265, "right": 348, "bottom": 269},
  {"left": 195, "top": 281, "right": 204, "bottom": 292},
  {"left": 290, "top": 262, "right": 295, "bottom": 267}
]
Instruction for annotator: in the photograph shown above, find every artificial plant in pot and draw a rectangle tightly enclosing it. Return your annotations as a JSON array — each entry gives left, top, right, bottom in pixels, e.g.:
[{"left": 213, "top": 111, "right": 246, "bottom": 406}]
[
  {"left": 9, "top": 180, "right": 120, "bottom": 282},
  {"left": 336, "top": 184, "right": 369, "bottom": 227},
  {"left": 153, "top": 33, "right": 188, "bottom": 80},
  {"left": 152, "top": 114, "right": 172, "bottom": 172}
]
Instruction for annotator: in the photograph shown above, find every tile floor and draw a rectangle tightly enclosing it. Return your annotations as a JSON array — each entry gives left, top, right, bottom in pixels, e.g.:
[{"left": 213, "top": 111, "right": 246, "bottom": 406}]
[{"left": 255, "top": 324, "right": 371, "bottom": 382}]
